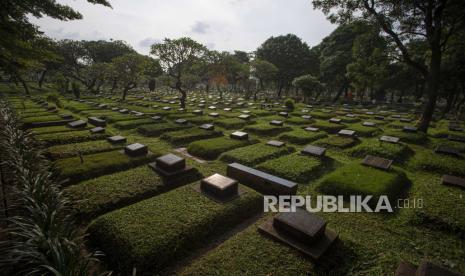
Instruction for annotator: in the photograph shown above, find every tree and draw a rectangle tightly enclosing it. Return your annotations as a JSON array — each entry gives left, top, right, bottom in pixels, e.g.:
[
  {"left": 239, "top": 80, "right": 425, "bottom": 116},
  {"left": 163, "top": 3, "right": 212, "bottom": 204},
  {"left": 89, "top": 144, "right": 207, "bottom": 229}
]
[
  {"left": 250, "top": 59, "right": 278, "bottom": 100},
  {"left": 151, "top": 38, "right": 207, "bottom": 108},
  {"left": 292, "top": 74, "right": 324, "bottom": 103},
  {"left": 112, "top": 53, "right": 149, "bottom": 100},
  {"left": 312, "top": 0, "right": 465, "bottom": 132},
  {"left": 256, "top": 34, "right": 316, "bottom": 97}
]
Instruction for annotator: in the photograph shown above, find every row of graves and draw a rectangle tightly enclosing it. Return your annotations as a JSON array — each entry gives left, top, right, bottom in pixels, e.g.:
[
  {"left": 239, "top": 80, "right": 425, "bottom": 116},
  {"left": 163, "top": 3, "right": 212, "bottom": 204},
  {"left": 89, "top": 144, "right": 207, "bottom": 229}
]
[{"left": 5, "top": 89, "right": 465, "bottom": 275}]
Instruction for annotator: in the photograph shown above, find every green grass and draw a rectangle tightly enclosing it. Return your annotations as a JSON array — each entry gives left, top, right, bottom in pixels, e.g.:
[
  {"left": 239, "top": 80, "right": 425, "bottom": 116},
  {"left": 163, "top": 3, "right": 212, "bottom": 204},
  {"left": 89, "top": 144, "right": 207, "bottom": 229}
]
[
  {"left": 187, "top": 136, "right": 257, "bottom": 160},
  {"left": 257, "top": 153, "right": 324, "bottom": 183},
  {"left": 244, "top": 123, "right": 291, "bottom": 136},
  {"left": 30, "top": 125, "right": 88, "bottom": 135},
  {"left": 346, "top": 139, "right": 412, "bottom": 162},
  {"left": 46, "top": 140, "right": 123, "bottom": 160},
  {"left": 285, "top": 116, "right": 313, "bottom": 125},
  {"left": 87, "top": 183, "right": 262, "bottom": 274},
  {"left": 383, "top": 129, "right": 427, "bottom": 144},
  {"left": 21, "top": 114, "right": 64, "bottom": 124},
  {"left": 409, "top": 150, "right": 465, "bottom": 177},
  {"left": 310, "top": 111, "right": 332, "bottom": 119},
  {"left": 113, "top": 118, "right": 155, "bottom": 130},
  {"left": 220, "top": 143, "right": 294, "bottom": 166},
  {"left": 312, "top": 120, "right": 345, "bottom": 133},
  {"left": 347, "top": 123, "right": 379, "bottom": 137},
  {"left": 35, "top": 129, "right": 108, "bottom": 146},
  {"left": 54, "top": 149, "right": 159, "bottom": 184},
  {"left": 315, "top": 135, "right": 357, "bottom": 149},
  {"left": 161, "top": 128, "right": 223, "bottom": 145},
  {"left": 215, "top": 118, "right": 248, "bottom": 129},
  {"left": 106, "top": 114, "right": 141, "bottom": 123},
  {"left": 137, "top": 123, "right": 190, "bottom": 137},
  {"left": 278, "top": 128, "right": 327, "bottom": 145},
  {"left": 318, "top": 163, "right": 409, "bottom": 206},
  {"left": 65, "top": 165, "right": 199, "bottom": 220}
]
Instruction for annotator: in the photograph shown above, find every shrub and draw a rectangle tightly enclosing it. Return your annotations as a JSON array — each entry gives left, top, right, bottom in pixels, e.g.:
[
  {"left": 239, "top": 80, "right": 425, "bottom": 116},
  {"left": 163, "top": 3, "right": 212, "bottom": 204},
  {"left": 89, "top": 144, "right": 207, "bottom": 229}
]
[
  {"left": 187, "top": 136, "right": 257, "bottom": 160},
  {"left": 54, "top": 149, "right": 160, "bottom": 185},
  {"left": 346, "top": 139, "right": 412, "bottom": 162},
  {"left": 318, "top": 163, "right": 409, "bottom": 207},
  {"left": 45, "top": 92, "right": 63, "bottom": 108},
  {"left": 383, "top": 129, "right": 427, "bottom": 144},
  {"left": 46, "top": 140, "right": 123, "bottom": 160},
  {"left": 257, "top": 153, "right": 323, "bottom": 183},
  {"left": 409, "top": 150, "right": 465, "bottom": 177},
  {"left": 36, "top": 129, "right": 108, "bottom": 146},
  {"left": 278, "top": 129, "right": 327, "bottom": 145},
  {"left": 87, "top": 183, "right": 262, "bottom": 274},
  {"left": 137, "top": 123, "right": 190, "bottom": 137},
  {"left": 161, "top": 128, "right": 223, "bottom": 145},
  {"left": 220, "top": 143, "right": 294, "bottom": 166},
  {"left": 284, "top": 98, "right": 295, "bottom": 111}
]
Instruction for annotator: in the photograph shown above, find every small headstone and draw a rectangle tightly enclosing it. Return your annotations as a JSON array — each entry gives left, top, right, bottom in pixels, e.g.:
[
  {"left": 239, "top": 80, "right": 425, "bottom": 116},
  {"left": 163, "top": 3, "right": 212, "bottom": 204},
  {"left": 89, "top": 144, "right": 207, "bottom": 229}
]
[
  {"left": 402, "top": 126, "right": 417, "bottom": 133},
  {"left": 193, "top": 109, "right": 203, "bottom": 115},
  {"left": 302, "top": 115, "right": 312, "bottom": 120},
  {"left": 305, "top": 127, "right": 319, "bottom": 132},
  {"left": 329, "top": 118, "right": 342, "bottom": 124},
  {"left": 60, "top": 114, "right": 73, "bottom": 120},
  {"left": 362, "top": 155, "right": 393, "bottom": 170},
  {"left": 374, "top": 115, "right": 385, "bottom": 120},
  {"left": 208, "top": 106, "right": 216, "bottom": 110},
  {"left": 124, "top": 143, "right": 148, "bottom": 157},
  {"left": 238, "top": 114, "right": 251, "bottom": 120},
  {"left": 400, "top": 118, "right": 412, "bottom": 122},
  {"left": 98, "top": 104, "right": 107, "bottom": 108},
  {"left": 200, "top": 173, "right": 238, "bottom": 200},
  {"left": 162, "top": 106, "right": 171, "bottom": 111},
  {"left": 338, "top": 129, "right": 356, "bottom": 137},
  {"left": 175, "top": 119, "right": 188, "bottom": 124},
  {"left": 230, "top": 131, "right": 248, "bottom": 140},
  {"left": 442, "top": 175, "right": 465, "bottom": 189},
  {"left": 266, "top": 140, "right": 285, "bottom": 147},
  {"left": 111, "top": 107, "right": 119, "bottom": 111},
  {"left": 279, "top": 112, "right": 288, "bottom": 117},
  {"left": 68, "top": 120, "right": 87, "bottom": 128},
  {"left": 242, "top": 110, "right": 251, "bottom": 114},
  {"left": 199, "top": 124, "right": 214, "bottom": 130},
  {"left": 302, "top": 145, "right": 326, "bottom": 157},
  {"left": 391, "top": 114, "right": 401, "bottom": 119},
  {"left": 362, "top": 121, "right": 376, "bottom": 127},
  {"left": 151, "top": 116, "right": 162, "bottom": 121},
  {"left": 107, "top": 135, "right": 126, "bottom": 144},
  {"left": 209, "top": 112, "right": 219, "bottom": 117},
  {"left": 365, "top": 111, "right": 375, "bottom": 115},
  {"left": 88, "top": 116, "right": 106, "bottom": 127},
  {"left": 345, "top": 114, "right": 356, "bottom": 118},
  {"left": 448, "top": 135, "right": 465, "bottom": 143},
  {"left": 119, "top": 109, "right": 129, "bottom": 114},
  {"left": 90, "top": 127, "right": 105, "bottom": 134},
  {"left": 223, "top": 108, "right": 232, "bottom": 112},
  {"left": 153, "top": 153, "right": 185, "bottom": 173},
  {"left": 273, "top": 209, "right": 326, "bottom": 245},
  {"left": 270, "top": 120, "right": 284, "bottom": 126},
  {"left": 435, "top": 145, "right": 461, "bottom": 157},
  {"left": 380, "top": 135, "right": 400, "bottom": 144}
]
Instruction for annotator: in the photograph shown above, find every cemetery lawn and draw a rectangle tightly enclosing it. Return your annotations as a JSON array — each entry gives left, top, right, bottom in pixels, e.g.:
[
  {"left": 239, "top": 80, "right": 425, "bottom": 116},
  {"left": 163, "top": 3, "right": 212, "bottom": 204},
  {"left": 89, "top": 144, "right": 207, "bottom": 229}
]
[
  {"left": 346, "top": 139, "right": 412, "bottom": 162},
  {"left": 220, "top": 143, "right": 294, "bottom": 166},
  {"left": 36, "top": 129, "right": 108, "bottom": 146},
  {"left": 187, "top": 136, "right": 257, "bottom": 160},
  {"left": 315, "top": 135, "right": 358, "bottom": 149},
  {"left": 161, "top": 128, "right": 223, "bottom": 146},
  {"left": 278, "top": 128, "right": 327, "bottom": 145},
  {"left": 46, "top": 139, "right": 124, "bottom": 160},
  {"left": 409, "top": 149, "right": 465, "bottom": 177},
  {"left": 244, "top": 123, "right": 292, "bottom": 136}
]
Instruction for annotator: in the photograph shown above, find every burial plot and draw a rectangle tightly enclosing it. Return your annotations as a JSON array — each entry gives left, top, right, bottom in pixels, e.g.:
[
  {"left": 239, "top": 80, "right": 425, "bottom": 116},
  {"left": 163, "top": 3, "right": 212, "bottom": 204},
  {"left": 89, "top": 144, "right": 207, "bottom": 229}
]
[
  {"left": 362, "top": 155, "right": 393, "bottom": 171},
  {"left": 124, "top": 143, "right": 148, "bottom": 157},
  {"left": 305, "top": 127, "right": 320, "bottom": 132},
  {"left": 435, "top": 145, "right": 462, "bottom": 157},
  {"left": 395, "top": 259, "right": 462, "bottom": 276},
  {"left": 329, "top": 118, "right": 342, "bottom": 124},
  {"left": 258, "top": 208, "right": 338, "bottom": 260},
  {"left": 199, "top": 124, "right": 215, "bottom": 130},
  {"left": 193, "top": 109, "right": 203, "bottom": 115},
  {"left": 197, "top": 173, "right": 240, "bottom": 202},
  {"left": 107, "top": 135, "right": 127, "bottom": 144},
  {"left": 68, "top": 120, "right": 87, "bottom": 129},
  {"left": 227, "top": 162, "right": 297, "bottom": 195},
  {"left": 90, "top": 127, "right": 105, "bottom": 134},
  {"left": 148, "top": 153, "right": 197, "bottom": 185},
  {"left": 362, "top": 121, "right": 376, "bottom": 127},
  {"left": 266, "top": 140, "right": 285, "bottom": 147},
  {"left": 302, "top": 115, "right": 312, "bottom": 120},
  {"left": 442, "top": 175, "right": 465, "bottom": 189},
  {"left": 338, "top": 129, "right": 356, "bottom": 137},
  {"left": 270, "top": 120, "right": 284, "bottom": 126},
  {"left": 380, "top": 135, "right": 400, "bottom": 144},
  {"left": 175, "top": 119, "right": 188, "bottom": 125},
  {"left": 279, "top": 112, "right": 289, "bottom": 117},
  {"left": 88, "top": 117, "right": 106, "bottom": 127},
  {"left": 301, "top": 145, "right": 326, "bottom": 157},
  {"left": 60, "top": 114, "right": 74, "bottom": 120},
  {"left": 230, "top": 131, "right": 249, "bottom": 140},
  {"left": 448, "top": 135, "right": 465, "bottom": 143},
  {"left": 403, "top": 126, "right": 418, "bottom": 133},
  {"left": 119, "top": 109, "right": 129, "bottom": 114},
  {"left": 238, "top": 114, "right": 251, "bottom": 120},
  {"left": 151, "top": 116, "right": 162, "bottom": 121},
  {"left": 209, "top": 112, "right": 219, "bottom": 117}
]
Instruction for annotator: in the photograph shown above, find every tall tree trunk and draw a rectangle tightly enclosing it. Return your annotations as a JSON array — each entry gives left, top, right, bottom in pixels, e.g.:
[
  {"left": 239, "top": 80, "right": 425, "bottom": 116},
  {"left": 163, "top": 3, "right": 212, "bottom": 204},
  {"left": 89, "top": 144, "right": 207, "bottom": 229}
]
[
  {"left": 111, "top": 79, "right": 117, "bottom": 93},
  {"left": 122, "top": 88, "right": 128, "bottom": 100},
  {"left": 332, "top": 82, "right": 348, "bottom": 103},
  {"left": 38, "top": 70, "right": 47, "bottom": 88},
  {"left": 17, "top": 75, "right": 30, "bottom": 95}
]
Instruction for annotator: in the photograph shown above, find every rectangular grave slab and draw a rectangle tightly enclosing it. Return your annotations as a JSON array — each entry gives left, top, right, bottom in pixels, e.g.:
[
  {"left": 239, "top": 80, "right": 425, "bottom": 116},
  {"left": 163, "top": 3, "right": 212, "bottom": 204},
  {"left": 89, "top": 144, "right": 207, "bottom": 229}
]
[
  {"left": 119, "top": 109, "right": 129, "bottom": 114},
  {"left": 435, "top": 145, "right": 461, "bottom": 157},
  {"left": 329, "top": 118, "right": 342, "bottom": 124},
  {"left": 278, "top": 112, "right": 289, "bottom": 117},
  {"left": 380, "top": 135, "right": 400, "bottom": 144},
  {"left": 111, "top": 107, "right": 119, "bottom": 111},
  {"left": 374, "top": 115, "right": 385, "bottom": 120},
  {"left": 223, "top": 108, "right": 232, "bottom": 112},
  {"left": 151, "top": 116, "right": 162, "bottom": 121},
  {"left": 90, "top": 127, "right": 105, "bottom": 134},
  {"left": 153, "top": 153, "right": 186, "bottom": 173},
  {"left": 362, "top": 121, "right": 376, "bottom": 127},
  {"left": 365, "top": 112, "right": 375, "bottom": 115},
  {"left": 338, "top": 129, "right": 356, "bottom": 137},
  {"left": 345, "top": 114, "right": 356, "bottom": 118},
  {"left": 88, "top": 117, "right": 106, "bottom": 127},
  {"left": 442, "top": 175, "right": 465, "bottom": 189},
  {"left": 391, "top": 115, "right": 401, "bottom": 119},
  {"left": 199, "top": 124, "right": 214, "bottom": 130},
  {"left": 124, "top": 143, "right": 148, "bottom": 157},
  {"left": 400, "top": 118, "right": 412, "bottom": 122},
  {"left": 242, "top": 110, "right": 251, "bottom": 114},
  {"left": 448, "top": 135, "right": 465, "bottom": 143},
  {"left": 162, "top": 106, "right": 171, "bottom": 111},
  {"left": 305, "top": 127, "right": 319, "bottom": 132},
  {"left": 230, "top": 131, "right": 248, "bottom": 140},
  {"left": 273, "top": 208, "right": 326, "bottom": 244},
  {"left": 403, "top": 126, "right": 418, "bottom": 133},
  {"left": 175, "top": 119, "right": 188, "bottom": 124},
  {"left": 208, "top": 106, "right": 216, "bottom": 110},
  {"left": 238, "top": 114, "right": 250, "bottom": 120},
  {"left": 227, "top": 162, "right": 297, "bottom": 195},
  {"left": 362, "top": 155, "right": 393, "bottom": 170},
  {"left": 68, "top": 120, "right": 87, "bottom": 128},
  {"left": 98, "top": 104, "right": 107, "bottom": 108},
  {"left": 266, "top": 140, "right": 285, "bottom": 147},
  {"left": 270, "top": 120, "right": 284, "bottom": 126},
  {"left": 200, "top": 173, "right": 238, "bottom": 200},
  {"left": 107, "top": 135, "right": 126, "bottom": 144},
  {"left": 60, "top": 114, "right": 73, "bottom": 120},
  {"left": 302, "top": 145, "right": 326, "bottom": 157},
  {"left": 301, "top": 115, "right": 312, "bottom": 120},
  {"left": 193, "top": 109, "right": 203, "bottom": 115},
  {"left": 209, "top": 112, "right": 219, "bottom": 117}
]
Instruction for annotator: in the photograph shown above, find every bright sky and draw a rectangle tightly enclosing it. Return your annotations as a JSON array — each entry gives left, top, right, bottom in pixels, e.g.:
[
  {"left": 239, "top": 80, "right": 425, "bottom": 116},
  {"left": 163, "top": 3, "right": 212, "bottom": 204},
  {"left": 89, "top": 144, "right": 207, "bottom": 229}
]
[{"left": 30, "top": 0, "right": 336, "bottom": 55}]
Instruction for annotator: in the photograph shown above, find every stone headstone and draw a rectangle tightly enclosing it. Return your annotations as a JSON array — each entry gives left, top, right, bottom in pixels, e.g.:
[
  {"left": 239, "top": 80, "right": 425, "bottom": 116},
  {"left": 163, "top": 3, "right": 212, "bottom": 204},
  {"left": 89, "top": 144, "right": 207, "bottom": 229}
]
[
  {"left": 175, "top": 119, "right": 188, "bottom": 124},
  {"left": 60, "top": 114, "right": 73, "bottom": 120},
  {"left": 230, "top": 131, "right": 248, "bottom": 140},
  {"left": 238, "top": 114, "right": 251, "bottom": 120},
  {"left": 346, "top": 114, "right": 356, "bottom": 118},
  {"left": 88, "top": 117, "right": 106, "bottom": 127},
  {"left": 193, "top": 109, "right": 203, "bottom": 115},
  {"left": 305, "top": 127, "right": 319, "bottom": 132},
  {"left": 270, "top": 120, "right": 284, "bottom": 126},
  {"left": 208, "top": 106, "right": 216, "bottom": 110},
  {"left": 90, "top": 127, "right": 105, "bottom": 134},
  {"left": 278, "top": 112, "right": 288, "bottom": 117},
  {"left": 209, "top": 112, "right": 219, "bottom": 117},
  {"left": 68, "top": 120, "right": 87, "bottom": 128},
  {"left": 124, "top": 143, "right": 148, "bottom": 157},
  {"left": 435, "top": 145, "right": 461, "bottom": 157},
  {"left": 400, "top": 118, "right": 412, "bottom": 123},
  {"left": 107, "top": 135, "right": 126, "bottom": 144},
  {"left": 151, "top": 116, "right": 162, "bottom": 121},
  {"left": 403, "top": 126, "right": 418, "bottom": 133},
  {"left": 153, "top": 153, "right": 185, "bottom": 172},
  {"left": 302, "top": 145, "right": 326, "bottom": 157},
  {"left": 442, "top": 175, "right": 465, "bottom": 189},
  {"left": 111, "top": 107, "right": 119, "bottom": 111},
  {"left": 338, "top": 129, "right": 356, "bottom": 137},
  {"left": 374, "top": 115, "right": 385, "bottom": 120},
  {"left": 98, "top": 104, "right": 107, "bottom": 108},
  {"left": 199, "top": 124, "right": 214, "bottom": 130},
  {"left": 380, "top": 135, "right": 400, "bottom": 144},
  {"left": 266, "top": 140, "right": 285, "bottom": 147},
  {"left": 362, "top": 121, "right": 376, "bottom": 127},
  {"left": 224, "top": 108, "right": 232, "bottom": 112},
  {"left": 329, "top": 118, "right": 342, "bottom": 124},
  {"left": 273, "top": 208, "right": 326, "bottom": 244},
  {"left": 119, "top": 109, "right": 129, "bottom": 114},
  {"left": 302, "top": 115, "right": 312, "bottom": 120},
  {"left": 200, "top": 173, "right": 238, "bottom": 200},
  {"left": 448, "top": 135, "right": 465, "bottom": 143},
  {"left": 362, "top": 155, "right": 393, "bottom": 170}
]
